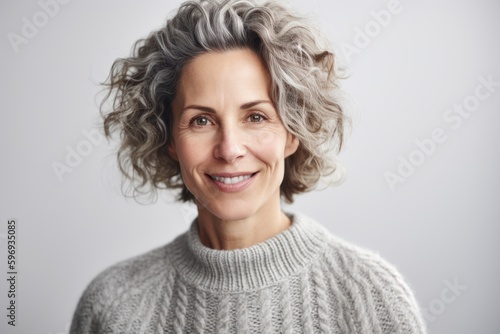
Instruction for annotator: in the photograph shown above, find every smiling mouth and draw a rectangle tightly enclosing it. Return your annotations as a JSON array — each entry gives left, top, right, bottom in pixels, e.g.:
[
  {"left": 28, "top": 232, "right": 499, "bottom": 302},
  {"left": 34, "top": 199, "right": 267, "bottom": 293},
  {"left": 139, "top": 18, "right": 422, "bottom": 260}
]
[{"left": 209, "top": 173, "right": 256, "bottom": 185}]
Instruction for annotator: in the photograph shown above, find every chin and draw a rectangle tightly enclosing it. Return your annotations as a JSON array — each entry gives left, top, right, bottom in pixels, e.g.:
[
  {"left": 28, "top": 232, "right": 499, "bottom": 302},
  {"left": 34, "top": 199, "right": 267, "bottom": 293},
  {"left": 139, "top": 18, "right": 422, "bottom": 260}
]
[{"left": 197, "top": 197, "right": 257, "bottom": 222}]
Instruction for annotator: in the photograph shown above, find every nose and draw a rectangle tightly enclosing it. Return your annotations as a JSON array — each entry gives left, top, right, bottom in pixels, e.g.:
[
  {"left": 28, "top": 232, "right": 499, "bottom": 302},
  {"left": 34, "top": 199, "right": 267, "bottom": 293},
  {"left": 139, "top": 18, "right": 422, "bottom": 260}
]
[{"left": 213, "top": 126, "right": 247, "bottom": 163}]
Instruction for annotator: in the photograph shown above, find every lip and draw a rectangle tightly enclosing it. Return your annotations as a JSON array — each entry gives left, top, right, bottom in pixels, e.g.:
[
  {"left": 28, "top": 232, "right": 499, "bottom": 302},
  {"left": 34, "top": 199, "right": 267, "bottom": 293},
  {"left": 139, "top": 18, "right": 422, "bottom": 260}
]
[
  {"left": 208, "top": 172, "right": 255, "bottom": 178},
  {"left": 206, "top": 172, "right": 257, "bottom": 193}
]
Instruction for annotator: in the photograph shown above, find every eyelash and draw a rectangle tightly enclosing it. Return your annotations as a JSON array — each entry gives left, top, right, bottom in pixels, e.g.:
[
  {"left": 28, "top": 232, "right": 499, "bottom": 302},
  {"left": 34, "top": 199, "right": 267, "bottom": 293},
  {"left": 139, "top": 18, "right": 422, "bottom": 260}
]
[
  {"left": 189, "top": 112, "right": 268, "bottom": 127},
  {"left": 247, "top": 112, "right": 267, "bottom": 123},
  {"left": 190, "top": 115, "right": 212, "bottom": 127}
]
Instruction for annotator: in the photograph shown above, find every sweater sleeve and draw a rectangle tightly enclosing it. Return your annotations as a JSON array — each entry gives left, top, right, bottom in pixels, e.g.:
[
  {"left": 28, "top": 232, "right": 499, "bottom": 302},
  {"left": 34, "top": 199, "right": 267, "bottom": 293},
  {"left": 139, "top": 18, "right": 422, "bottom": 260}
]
[
  {"left": 69, "top": 245, "right": 172, "bottom": 334},
  {"left": 69, "top": 268, "right": 111, "bottom": 334},
  {"left": 327, "top": 239, "right": 427, "bottom": 334},
  {"left": 354, "top": 248, "right": 427, "bottom": 333},
  {"left": 372, "top": 258, "right": 427, "bottom": 333}
]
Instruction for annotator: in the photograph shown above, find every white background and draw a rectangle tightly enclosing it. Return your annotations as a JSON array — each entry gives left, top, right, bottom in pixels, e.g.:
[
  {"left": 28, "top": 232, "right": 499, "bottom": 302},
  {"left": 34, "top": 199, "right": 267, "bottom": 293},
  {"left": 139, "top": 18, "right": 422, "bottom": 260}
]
[{"left": 1, "top": 0, "right": 499, "bottom": 333}]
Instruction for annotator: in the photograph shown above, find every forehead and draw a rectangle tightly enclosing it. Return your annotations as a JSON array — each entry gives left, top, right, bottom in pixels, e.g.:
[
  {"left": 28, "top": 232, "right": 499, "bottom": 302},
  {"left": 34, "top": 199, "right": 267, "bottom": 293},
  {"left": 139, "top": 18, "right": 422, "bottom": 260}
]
[{"left": 176, "top": 48, "right": 272, "bottom": 104}]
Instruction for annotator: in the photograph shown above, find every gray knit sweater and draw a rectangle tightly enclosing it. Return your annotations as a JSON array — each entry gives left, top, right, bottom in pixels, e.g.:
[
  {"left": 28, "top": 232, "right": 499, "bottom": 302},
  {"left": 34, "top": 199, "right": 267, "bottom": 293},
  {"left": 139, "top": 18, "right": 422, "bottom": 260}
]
[{"left": 70, "top": 213, "right": 427, "bottom": 333}]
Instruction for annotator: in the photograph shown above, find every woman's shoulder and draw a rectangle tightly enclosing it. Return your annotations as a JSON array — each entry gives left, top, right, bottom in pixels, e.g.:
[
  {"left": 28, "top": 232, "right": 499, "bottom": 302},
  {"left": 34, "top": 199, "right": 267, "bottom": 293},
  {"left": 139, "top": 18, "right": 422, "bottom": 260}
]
[
  {"left": 69, "top": 236, "right": 181, "bottom": 333},
  {"left": 321, "top": 228, "right": 416, "bottom": 294},
  {"left": 322, "top": 230, "right": 401, "bottom": 275},
  {"left": 297, "top": 213, "right": 427, "bottom": 332},
  {"left": 296, "top": 213, "right": 415, "bottom": 286},
  {"left": 88, "top": 242, "right": 171, "bottom": 290}
]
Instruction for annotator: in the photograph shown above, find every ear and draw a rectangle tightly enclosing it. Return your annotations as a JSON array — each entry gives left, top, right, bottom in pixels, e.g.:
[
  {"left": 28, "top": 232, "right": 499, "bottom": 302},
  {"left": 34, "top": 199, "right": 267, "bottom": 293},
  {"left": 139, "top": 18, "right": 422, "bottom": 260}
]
[
  {"left": 284, "top": 132, "right": 299, "bottom": 158},
  {"left": 167, "top": 141, "right": 179, "bottom": 161}
]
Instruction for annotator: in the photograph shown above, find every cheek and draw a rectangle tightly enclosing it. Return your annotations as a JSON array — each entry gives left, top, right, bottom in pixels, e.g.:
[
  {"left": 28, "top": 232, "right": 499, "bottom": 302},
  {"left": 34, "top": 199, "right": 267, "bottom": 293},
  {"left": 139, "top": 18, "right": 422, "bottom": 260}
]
[
  {"left": 175, "top": 137, "right": 210, "bottom": 175},
  {"left": 249, "top": 130, "right": 288, "bottom": 165},
  {"left": 249, "top": 122, "right": 285, "bottom": 145},
  {"left": 174, "top": 139, "right": 207, "bottom": 198}
]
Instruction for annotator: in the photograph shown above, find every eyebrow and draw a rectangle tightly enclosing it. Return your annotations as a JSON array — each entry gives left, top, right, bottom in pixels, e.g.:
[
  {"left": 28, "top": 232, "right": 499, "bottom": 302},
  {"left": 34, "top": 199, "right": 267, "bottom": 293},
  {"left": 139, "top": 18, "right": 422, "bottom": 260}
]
[{"left": 182, "top": 100, "right": 273, "bottom": 113}]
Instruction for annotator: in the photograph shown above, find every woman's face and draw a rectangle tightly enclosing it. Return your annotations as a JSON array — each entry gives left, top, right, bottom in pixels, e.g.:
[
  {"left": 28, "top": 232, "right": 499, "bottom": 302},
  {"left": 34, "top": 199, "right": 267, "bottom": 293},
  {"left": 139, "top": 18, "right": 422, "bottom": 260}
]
[{"left": 170, "top": 48, "right": 298, "bottom": 221}]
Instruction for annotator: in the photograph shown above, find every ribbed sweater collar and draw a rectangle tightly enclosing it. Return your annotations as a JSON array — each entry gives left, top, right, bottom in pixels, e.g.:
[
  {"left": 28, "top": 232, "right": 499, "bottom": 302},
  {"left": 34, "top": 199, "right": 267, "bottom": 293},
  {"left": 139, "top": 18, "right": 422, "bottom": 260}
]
[{"left": 169, "top": 213, "right": 329, "bottom": 292}]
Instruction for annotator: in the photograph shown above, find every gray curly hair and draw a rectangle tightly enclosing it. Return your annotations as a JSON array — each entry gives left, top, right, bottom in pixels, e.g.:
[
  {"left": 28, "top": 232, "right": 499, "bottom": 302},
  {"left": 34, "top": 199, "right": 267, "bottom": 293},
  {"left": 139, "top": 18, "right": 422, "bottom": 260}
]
[{"left": 101, "top": 0, "right": 349, "bottom": 203}]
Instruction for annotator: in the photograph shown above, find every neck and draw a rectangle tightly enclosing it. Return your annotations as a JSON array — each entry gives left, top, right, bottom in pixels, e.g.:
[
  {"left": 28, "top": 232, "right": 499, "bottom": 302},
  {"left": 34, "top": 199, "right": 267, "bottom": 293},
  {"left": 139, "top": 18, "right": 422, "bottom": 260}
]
[
  {"left": 196, "top": 193, "right": 291, "bottom": 250},
  {"left": 170, "top": 212, "right": 329, "bottom": 291}
]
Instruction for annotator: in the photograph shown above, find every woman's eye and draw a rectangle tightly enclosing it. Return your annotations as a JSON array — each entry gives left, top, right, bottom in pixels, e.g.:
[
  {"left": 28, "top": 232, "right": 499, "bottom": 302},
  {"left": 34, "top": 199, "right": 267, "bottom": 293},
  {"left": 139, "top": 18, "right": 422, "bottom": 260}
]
[
  {"left": 192, "top": 116, "right": 211, "bottom": 126},
  {"left": 248, "top": 113, "right": 266, "bottom": 123}
]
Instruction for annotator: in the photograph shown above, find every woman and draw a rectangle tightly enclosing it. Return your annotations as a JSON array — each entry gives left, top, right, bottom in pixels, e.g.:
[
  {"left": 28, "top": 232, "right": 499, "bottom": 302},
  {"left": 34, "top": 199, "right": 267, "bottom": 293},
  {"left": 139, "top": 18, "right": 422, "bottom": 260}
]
[{"left": 71, "top": 0, "right": 427, "bottom": 332}]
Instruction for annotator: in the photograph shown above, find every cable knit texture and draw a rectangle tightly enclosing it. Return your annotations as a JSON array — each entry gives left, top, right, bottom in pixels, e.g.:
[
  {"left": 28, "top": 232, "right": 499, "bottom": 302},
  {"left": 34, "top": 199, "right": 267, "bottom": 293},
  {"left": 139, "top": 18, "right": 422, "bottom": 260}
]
[{"left": 70, "top": 213, "right": 427, "bottom": 333}]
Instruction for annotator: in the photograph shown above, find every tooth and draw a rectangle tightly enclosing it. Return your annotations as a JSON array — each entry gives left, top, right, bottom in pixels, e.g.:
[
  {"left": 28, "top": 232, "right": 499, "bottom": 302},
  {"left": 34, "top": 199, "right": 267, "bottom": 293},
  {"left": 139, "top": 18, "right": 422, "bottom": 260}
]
[{"left": 211, "top": 174, "right": 252, "bottom": 184}]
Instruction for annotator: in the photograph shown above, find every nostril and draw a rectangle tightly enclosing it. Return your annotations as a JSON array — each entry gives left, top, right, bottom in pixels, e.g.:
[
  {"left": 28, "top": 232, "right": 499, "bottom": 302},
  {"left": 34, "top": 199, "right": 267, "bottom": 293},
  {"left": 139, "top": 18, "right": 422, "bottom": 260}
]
[{"left": 214, "top": 136, "right": 246, "bottom": 162}]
